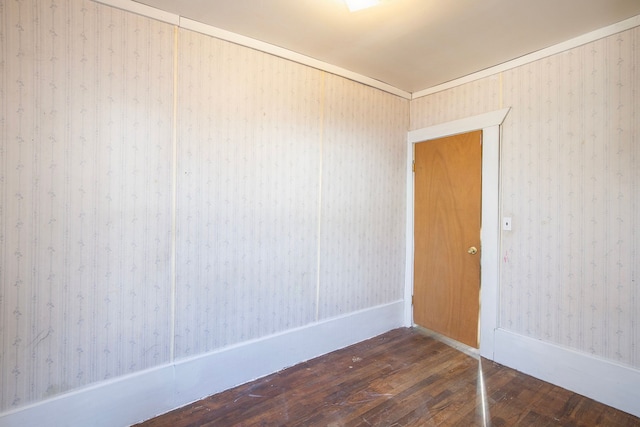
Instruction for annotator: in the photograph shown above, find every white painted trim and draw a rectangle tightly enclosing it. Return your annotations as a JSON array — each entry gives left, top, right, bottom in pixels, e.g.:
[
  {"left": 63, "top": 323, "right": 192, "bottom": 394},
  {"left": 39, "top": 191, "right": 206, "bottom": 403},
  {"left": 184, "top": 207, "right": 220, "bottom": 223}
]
[
  {"left": 93, "top": 0, "right": 180, "bottom": 25},
  {"left": 412, "top": 14, "right": 640, "bottom": 99},
  {"left": 494, "top": 328, "right": 640, "bottom": 418},
  {"left": 91, "top": 1, "right": 639, "bottom": 100},
  {"left": 405, "top": 108, "right": 510, "bottom": 359},
  {"left": 478, "top": 124, "right": 501, "bottom": 360},
  {"left": 407, "top": 108, "right": 511, "bottom": 143},
  {"left": 178, "top": 18, "right": 411, "bottom": 99},
  {"left": 403, "top": 142, "right": 415, "bottom": 327},
  {"left": 0, "top": 301, "right": 404, "bottom": 427},
  {"left": 90, "top": 1, "right": 411, "bottom": 99}
]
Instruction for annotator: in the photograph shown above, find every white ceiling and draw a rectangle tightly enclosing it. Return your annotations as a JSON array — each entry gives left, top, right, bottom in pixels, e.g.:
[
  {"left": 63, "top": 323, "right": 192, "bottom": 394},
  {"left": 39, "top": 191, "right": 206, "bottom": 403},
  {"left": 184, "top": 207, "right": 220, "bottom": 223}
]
[{"left": 133, "top": 0, "right": 640, "bottom": 93}]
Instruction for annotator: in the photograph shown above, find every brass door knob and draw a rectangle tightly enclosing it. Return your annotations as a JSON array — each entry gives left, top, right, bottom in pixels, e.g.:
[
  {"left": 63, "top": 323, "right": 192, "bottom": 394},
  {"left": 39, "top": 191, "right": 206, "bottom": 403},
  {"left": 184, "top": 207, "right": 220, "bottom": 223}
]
[{"left": 467, "top": 246, "right": 478, "bottom": 255}]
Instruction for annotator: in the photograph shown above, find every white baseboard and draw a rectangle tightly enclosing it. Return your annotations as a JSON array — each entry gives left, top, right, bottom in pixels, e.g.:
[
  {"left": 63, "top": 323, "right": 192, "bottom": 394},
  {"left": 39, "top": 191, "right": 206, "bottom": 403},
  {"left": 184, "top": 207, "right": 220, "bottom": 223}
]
[
  {"left": 493, "top": 328, "right": 640, "bottom": 418},
  {"left": 0, "top": 300, "right": 404, "bottom": 427}
]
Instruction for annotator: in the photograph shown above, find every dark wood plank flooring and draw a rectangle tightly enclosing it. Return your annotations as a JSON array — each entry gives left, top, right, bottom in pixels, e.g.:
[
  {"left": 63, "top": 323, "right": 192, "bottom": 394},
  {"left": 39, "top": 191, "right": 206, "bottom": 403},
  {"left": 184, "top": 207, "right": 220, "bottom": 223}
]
[{"left": 137, "top": 328, "right": 640, "bottom": 426}]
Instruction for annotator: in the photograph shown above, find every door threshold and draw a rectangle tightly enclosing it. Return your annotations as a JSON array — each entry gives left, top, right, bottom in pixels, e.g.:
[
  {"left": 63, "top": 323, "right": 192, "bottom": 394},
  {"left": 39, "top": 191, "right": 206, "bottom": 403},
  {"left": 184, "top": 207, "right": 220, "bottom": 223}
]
[{"left": 413, "top": 325, "right": 479, "bottom": 360}]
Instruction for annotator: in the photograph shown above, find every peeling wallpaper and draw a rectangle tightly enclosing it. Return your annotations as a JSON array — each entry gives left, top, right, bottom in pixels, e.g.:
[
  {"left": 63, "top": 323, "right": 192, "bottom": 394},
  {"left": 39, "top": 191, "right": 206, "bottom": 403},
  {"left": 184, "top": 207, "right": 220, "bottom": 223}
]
[
  {"left": 0, "top": 0, "right": 408, "bottom": 411},
  {"left": 411, "top": 27, "right": 640, "bottom": 369}
]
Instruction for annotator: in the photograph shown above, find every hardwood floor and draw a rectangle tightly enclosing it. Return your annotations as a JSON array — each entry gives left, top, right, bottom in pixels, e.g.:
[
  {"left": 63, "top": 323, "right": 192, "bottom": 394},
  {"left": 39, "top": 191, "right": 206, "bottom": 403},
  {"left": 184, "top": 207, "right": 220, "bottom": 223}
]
[{"left": 136, "top": 328, "right": 640, "bottom": 426}]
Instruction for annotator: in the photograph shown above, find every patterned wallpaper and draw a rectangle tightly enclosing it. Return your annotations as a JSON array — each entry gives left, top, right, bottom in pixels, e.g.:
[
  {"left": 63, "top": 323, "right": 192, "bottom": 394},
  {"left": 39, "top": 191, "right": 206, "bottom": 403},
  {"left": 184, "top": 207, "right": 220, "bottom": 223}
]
[
  {"left": 174, "top": 29, "right": 408, "bottom": 356},
  {"left": 6, "top": 0, "right": 635, "bottom": 415},
  {"left": 0, "top": 0, "right": 409, "bottom": 411},
  {"left": 411, "top": 27, "right": 639, "bottom": 369},
  {"left": 501, "top": 29, "right": 639, "bottom": 367},
  {"left": 174, "top": 29, "right": 324, "bottom": 356},
  {"left": 409, "top": 75, "right": 501, "bottom": 129},
  {"left": 319, "top": 74, "right": 407, "bottom": 319},
  {"left": 0, "top": 0, "right": 175, "bottom": 410}
]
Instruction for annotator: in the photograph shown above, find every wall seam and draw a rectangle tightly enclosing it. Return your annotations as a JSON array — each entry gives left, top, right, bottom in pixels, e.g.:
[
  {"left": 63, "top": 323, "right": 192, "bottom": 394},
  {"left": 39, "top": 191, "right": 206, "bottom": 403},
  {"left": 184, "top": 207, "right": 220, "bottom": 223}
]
[
  {"left": 169, "top": 25, "right": 178, "bottom": 362},
  {"left": 315, "top": 72, "right": 326, "bottom": 322}
]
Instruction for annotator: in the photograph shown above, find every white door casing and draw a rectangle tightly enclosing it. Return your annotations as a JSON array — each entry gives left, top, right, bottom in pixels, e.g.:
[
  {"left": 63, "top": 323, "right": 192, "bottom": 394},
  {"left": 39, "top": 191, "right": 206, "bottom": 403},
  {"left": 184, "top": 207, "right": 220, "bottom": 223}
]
[{"left": 404, "top": 108, "right": 510, "bottom": 360}]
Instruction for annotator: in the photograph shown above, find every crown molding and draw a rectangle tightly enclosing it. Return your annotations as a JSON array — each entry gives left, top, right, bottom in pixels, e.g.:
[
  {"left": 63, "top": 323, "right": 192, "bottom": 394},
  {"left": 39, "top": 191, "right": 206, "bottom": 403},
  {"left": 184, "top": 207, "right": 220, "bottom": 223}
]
[{"left": 412, "top": 14, "right": 640, "bottom": 99}]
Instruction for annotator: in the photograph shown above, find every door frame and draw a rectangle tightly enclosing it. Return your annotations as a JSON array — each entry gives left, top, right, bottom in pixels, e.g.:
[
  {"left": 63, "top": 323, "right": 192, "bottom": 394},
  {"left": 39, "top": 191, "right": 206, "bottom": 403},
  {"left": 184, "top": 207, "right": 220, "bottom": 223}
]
[{"left": 404, "top": 108, "right": 510, "bottom": 360}]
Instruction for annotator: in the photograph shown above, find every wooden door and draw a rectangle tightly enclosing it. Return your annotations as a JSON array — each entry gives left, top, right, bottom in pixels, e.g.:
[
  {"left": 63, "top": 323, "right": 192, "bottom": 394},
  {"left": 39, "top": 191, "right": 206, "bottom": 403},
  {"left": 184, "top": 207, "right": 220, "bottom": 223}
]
[{"left": 413, "top": 130, "right": 482, "bottom": 348}]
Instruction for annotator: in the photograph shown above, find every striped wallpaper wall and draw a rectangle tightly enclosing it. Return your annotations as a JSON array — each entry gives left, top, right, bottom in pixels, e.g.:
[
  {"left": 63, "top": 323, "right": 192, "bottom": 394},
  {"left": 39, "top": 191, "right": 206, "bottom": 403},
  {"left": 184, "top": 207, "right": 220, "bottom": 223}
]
[
  {"left": 0, "top": 0, "right": 175, "bottom": 408},
  {"left": 411, "top": 26, "right": 640, "bottom": 369},
  {"left": 2, "top": 0, "right": 637, "bottom": 415},
  {"left": 0, "top": 0, "right": 408, "bottom": 411}
]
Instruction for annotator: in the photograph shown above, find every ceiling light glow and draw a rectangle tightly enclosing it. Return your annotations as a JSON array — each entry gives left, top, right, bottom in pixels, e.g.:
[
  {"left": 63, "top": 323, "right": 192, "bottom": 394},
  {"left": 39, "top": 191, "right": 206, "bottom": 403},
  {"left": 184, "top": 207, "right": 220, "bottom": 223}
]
[{"left": 344, "top": 0, "right": 382, "bottom": 12}]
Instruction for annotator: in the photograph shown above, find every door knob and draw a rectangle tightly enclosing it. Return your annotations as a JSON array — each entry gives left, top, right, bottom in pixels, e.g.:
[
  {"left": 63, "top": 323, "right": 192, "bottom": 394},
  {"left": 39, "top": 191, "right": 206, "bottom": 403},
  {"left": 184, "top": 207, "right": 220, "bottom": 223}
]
[{"left": 467, "top": 246, "right": 478, "bottom": 255}]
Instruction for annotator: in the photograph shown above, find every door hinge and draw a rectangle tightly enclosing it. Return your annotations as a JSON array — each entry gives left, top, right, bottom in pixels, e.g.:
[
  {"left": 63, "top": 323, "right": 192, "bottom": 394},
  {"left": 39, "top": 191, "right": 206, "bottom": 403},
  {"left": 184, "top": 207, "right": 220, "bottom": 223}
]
[
  {"left": 412, "top": 160, "right": 415, "bottom": 172},
  {"left": 411, "top": 295, "right": 414, "bottom": 306}
]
